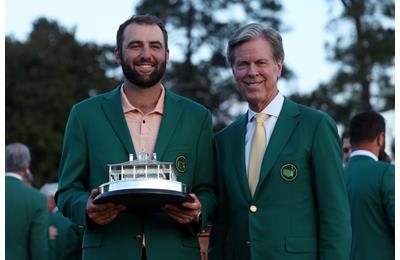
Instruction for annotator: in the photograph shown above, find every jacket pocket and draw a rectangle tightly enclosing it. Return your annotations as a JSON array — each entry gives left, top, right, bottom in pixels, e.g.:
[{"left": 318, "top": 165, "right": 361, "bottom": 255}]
[{"left": 285, "top": 236, "right": 317, "bottom": 253}]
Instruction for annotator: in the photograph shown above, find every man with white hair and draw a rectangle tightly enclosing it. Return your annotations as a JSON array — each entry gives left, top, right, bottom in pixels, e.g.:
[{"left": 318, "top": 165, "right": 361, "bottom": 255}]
[
  {"left": 5, "top": 142, "right": 49, "bottom": 260},
  {"left": 209, "top": 23, "right": 351, "bottom": 260}
]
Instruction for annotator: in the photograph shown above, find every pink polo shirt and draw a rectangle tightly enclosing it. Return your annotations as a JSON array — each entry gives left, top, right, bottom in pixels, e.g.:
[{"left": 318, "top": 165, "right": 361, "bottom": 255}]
[{"left": 121, "top": 85, "right": 164, "bottom": 158}]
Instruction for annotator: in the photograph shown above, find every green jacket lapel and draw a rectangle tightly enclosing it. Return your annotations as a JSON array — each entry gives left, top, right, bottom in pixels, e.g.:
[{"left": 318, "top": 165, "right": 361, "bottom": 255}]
[
  {"left": 154, "top": 91, "right": 183, "bottom": 159},
  {"left": 255, "top": 98, "right": 300, "bottom": 196},
  {"left": 230, "top": 113, "right": 252, "bottom": 200},
  {"left": 101, "top": 86, "right": 135, "bottom": 156}
]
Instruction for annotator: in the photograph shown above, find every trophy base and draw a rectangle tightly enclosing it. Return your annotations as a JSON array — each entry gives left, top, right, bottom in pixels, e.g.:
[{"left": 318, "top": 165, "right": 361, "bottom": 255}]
[{"left": 94, "top": 188, "right": 193, "bottom": 212}]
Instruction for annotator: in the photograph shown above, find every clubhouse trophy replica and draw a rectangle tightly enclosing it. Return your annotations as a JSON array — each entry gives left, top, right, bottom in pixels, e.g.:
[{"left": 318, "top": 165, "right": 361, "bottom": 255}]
[{"left": 94, "top": 151, "right": 192, "bottom": 211}]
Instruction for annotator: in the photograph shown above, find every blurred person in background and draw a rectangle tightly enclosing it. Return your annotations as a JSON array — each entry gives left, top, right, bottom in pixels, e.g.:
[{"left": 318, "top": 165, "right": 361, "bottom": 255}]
[
  {"left": 345, "top": 111, "right": 394, "bottom": 260},
  {"left": 341, "top": 129, "right": 352, "bottom": 165},
  {"left": 5, "top": 142, "right": 49, "bottom": 260},
  {"left": 41, "top": 183, "right": 83, "bottom": 260}
]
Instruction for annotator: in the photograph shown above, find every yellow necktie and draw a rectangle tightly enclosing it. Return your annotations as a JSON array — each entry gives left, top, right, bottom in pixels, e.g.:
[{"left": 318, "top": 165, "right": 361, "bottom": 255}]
[{"left": 248, "top": 113, "right": 269, "bottom": 196}]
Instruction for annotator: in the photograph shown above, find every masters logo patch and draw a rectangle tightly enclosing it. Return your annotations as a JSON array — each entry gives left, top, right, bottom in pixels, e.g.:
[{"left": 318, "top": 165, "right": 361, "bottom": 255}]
[
  {"left": 280, "top": 163, "right": 298, "bottom": 181},
  {"left": 175, "top": 155, "right": 187, "bottom": 173}
]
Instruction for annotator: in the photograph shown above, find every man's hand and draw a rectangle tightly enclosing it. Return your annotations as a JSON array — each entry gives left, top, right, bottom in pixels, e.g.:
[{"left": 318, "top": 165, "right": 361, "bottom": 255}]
[
  {"left": 162, "top": 193, "right": 201, "bottom": 224},
  {"left": 86, "top": 188, "right": 126, "bottom": 225}
]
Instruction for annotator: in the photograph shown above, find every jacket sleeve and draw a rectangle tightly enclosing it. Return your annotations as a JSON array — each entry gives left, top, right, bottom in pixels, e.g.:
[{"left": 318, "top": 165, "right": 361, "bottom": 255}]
[
  {"left": 310, "top": 114, "right": 352, "bottom": 260},
  {"left": 188, "top": 110, "right": 217, "bottom": 234},
  {"left": 55, "top": 105, "right": 91, "bottom": 229}
]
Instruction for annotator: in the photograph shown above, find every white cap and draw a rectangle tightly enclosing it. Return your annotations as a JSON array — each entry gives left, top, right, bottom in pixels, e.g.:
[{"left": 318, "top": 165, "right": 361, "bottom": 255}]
[{"left": 40, "top": 183, "right": 58, "bottom": 197}]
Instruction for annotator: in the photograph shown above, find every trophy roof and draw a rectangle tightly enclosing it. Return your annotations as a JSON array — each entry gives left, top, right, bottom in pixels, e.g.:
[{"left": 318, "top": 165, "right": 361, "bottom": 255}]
[{"left": 108, "top": 159, "right": 173, "bottom": 167}]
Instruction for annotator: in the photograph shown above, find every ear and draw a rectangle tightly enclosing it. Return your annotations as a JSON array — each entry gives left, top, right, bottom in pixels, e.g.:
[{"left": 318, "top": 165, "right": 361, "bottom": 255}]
[
  {"left": 115, "top": 48, "right": 122, "bottom": 64},
  {"left": 276, "top": 59, "right": 284, "bottom": 78},
  {"left": 377, "top": 132, "right": 385, "bottom": 147},
  {"left": 165, "top": 48, "right": 170, "bottom": 63}
]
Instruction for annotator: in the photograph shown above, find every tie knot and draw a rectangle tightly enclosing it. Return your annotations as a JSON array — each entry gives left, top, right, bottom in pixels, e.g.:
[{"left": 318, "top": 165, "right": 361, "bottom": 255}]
[{"left": 254, "top": 113, "right": 269, "bottom": 124}]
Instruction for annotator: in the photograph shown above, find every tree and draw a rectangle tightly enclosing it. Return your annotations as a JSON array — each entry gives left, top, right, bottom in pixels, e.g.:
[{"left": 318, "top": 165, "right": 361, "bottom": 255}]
[
  {"left": 135, "top": 0, "right": 291, "bottom": 130},
  {"left": 6, "top": 18, "right": 119, "bottom": 186},
  {"left": 291, "top": 0, "right": 394, "bottom": 125}
]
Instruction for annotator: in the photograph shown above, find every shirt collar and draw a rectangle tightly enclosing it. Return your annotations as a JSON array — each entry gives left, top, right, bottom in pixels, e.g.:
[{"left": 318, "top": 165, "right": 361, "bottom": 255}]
[
  {"left": 121, "top": 84, "right": 165, "bottom": 115},
  {"left": 350, "top": 150, "right": 378, "bottom": 161},
  {"left": 5, "top": 172, "right": 24, "bottom": 181},
  {"left": 248, "top": 92, "right": 284, "bottom": 122}
]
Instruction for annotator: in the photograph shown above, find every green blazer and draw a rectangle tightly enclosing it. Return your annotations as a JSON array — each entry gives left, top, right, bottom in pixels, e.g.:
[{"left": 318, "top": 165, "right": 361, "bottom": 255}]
[
  {"left": 5, "top": 176, "right": 49, "bottom": 260},
  {"left": 344, "top": 155, "right": 394, "bottom": 260},
  {"left": 56, "top": 86, "right": 216, "bottom": 260},
  {"left": 209, "top": 98, "right": 352, "bottom": 260},
  {"left": 48, "top": 211, "right": 83, "bottom": 260}
]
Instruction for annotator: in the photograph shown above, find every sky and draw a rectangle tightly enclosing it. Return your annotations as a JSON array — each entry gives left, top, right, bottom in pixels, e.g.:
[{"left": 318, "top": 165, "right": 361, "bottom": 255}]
[{"left": 5, "top": 0, "right": 339, "bottom": 96}]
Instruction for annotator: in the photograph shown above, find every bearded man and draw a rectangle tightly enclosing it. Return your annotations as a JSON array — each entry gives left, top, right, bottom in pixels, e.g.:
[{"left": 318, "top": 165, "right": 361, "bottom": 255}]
[
  {"left": 56, "top": 14, "right": 216, "bottom": 260},
  {"left": 344, "top": 111, "right": 394, "bottom": 260}
]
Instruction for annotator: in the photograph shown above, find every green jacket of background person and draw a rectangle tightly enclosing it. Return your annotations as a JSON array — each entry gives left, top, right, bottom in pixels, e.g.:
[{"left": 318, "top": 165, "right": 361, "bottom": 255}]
[
  {"left": 5, "top": 175, "right": 49, "bottom": 260},
  {"left": 345, "top": 155, "right": 394, "bottom": 260},
  {"left": 56, "top": 85, "right": 216, "bottom": 260},
  {"left": 48, "top": 210, "right": 83, "bottom": 260}
]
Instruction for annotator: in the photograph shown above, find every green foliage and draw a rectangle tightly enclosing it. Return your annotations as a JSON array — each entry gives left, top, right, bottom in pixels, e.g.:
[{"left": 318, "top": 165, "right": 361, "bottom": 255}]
[
  {"left": 6, "top": 18, "right": 119, "bottom": 187},
  {"left": 291, "top": 0, "right": 394, "bottom": 125}
]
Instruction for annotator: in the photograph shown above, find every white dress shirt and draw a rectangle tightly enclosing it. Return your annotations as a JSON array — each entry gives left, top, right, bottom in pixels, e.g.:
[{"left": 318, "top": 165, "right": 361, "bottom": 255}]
[
  {"left": 350, "top": 150, "right": 378, "bottom": 161},
  {"left": 245, "top": 92, "right": 284, "bottom": 175}
]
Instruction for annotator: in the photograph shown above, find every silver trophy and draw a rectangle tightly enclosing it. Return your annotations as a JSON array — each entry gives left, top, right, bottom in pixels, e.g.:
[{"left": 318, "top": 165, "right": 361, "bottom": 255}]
[{"left": 94, "top": 151, "right": 192, "bottom": 211}]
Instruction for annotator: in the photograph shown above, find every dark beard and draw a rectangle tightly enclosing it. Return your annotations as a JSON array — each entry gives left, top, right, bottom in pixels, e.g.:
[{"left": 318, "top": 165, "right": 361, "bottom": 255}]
[{"left": 121, "top": 57, "right": 166, "bottom": 89}]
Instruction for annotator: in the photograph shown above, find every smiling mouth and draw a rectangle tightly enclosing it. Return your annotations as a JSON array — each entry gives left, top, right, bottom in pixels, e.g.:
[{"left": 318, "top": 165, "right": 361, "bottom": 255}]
[
  {"left": 135, "top": 63, "right": 155, "bottom": 73},
  {"left": 244, "top": 81, "right": 264, "bottom": 86}
]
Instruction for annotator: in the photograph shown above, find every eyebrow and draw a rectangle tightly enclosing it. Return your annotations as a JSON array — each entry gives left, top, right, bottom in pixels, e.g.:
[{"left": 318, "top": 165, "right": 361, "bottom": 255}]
[
  {"left": 150, "top": 41, "right": 163, "bottom": 47},
  {"left": 127, "top": 40, "right": 163, "bottom": 46},
  {"left": 255, "top": 59, "right": 270, "bottom": 63}
]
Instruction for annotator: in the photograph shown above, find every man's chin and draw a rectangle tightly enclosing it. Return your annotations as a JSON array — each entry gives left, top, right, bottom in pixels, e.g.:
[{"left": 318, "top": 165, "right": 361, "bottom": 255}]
[
  {"left": 127, "top": 78, "right": 160, "bottom": 89},
  {"left": 136, "top": 83, "right": 158, "bottom": 89},
  {"left": 121, "top": 62, "right": 166, "bottom": 89}
]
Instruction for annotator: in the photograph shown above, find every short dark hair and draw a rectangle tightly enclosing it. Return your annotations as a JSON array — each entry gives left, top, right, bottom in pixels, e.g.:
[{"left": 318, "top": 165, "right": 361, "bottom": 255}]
[
  {"left": 349, "top": 111, "right": 385, "bottom": 146},
  {"left": 341, "top": 129, "right": 350, "bottom": 143},
  {"left": 116, "top": 14, "right": 168, "bottom": 53}
]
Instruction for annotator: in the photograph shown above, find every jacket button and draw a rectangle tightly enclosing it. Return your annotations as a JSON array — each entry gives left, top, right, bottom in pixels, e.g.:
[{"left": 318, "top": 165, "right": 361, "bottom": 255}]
[
  {"left": 250, "top": 205, "right": 257, "bottom": 213},
  {"left": 246, "top": 241, "right": 251, "bottom": 246}
]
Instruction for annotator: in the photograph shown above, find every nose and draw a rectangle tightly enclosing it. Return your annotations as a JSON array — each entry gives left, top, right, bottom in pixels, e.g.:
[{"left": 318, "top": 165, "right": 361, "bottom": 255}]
[
  {"left": 140, "top": 46, "right": 151, "bottom": 59},
  {"left": 247, "top": 64, "right": 259, "bottom": 77}
]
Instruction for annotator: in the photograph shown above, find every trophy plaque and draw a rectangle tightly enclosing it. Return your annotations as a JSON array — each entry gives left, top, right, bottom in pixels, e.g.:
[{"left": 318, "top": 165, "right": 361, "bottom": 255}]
[{"left": 94, "top": 151, "right": 192, "bottom": 211}]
